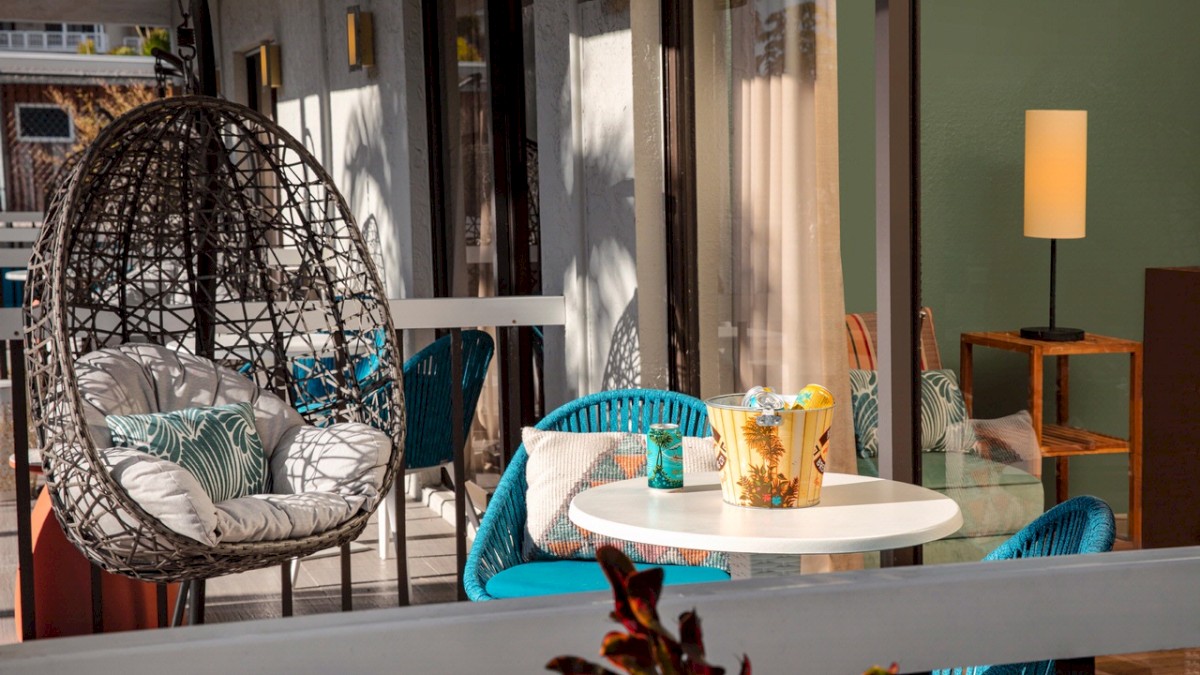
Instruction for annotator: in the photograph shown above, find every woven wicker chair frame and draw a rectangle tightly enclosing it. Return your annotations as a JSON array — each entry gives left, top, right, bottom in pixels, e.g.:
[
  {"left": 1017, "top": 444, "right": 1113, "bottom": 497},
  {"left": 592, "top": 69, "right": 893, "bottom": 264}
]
[{"left": 24, "top": 96, "right": 405, "bottom": 582}]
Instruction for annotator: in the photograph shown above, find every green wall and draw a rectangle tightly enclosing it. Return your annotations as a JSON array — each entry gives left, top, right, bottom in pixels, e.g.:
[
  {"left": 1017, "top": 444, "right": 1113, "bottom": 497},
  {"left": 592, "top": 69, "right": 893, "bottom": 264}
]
[
  {"left": 837, "top": 0, "right": 876, "bottom": 315},
  {"left": 840, "top": 0, "right": 1200, "bottom": 513}
]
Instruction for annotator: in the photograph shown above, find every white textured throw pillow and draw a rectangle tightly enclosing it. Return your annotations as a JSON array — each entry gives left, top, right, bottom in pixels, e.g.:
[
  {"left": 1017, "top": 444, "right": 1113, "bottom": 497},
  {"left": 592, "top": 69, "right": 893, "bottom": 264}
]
[
  {"left": 970, "top": 410, "right": 1042, "bottom": 478},
  {"left": 522, "top": 428, "right": 725, "bottom": 568},
  {"left": 102, "top": 448, "right": 221, "bottom": 546}
]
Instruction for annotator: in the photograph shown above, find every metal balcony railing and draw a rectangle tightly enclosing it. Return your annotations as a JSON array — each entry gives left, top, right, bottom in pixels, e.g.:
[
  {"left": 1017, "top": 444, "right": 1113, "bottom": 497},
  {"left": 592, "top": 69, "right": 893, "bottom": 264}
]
[
  {"left": 0, "top": 212, "right": 566, "bottom": 632},
  {"left": 0, "top": 30, "right": 108, "bottom": 53}
]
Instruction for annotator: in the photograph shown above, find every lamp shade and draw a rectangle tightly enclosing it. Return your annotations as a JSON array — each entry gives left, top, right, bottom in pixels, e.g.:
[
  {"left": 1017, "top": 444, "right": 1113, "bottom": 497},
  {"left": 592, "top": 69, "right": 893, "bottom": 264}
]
[{"left": 1024, "top": 110, "right": 1087, "bottom": 239}]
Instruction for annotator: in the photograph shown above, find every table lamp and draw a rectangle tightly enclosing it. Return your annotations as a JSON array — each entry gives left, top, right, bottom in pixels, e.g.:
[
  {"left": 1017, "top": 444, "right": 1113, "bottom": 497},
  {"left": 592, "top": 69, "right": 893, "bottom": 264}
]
[{"left": 1020, "top": 109, "right": 1087, "bottom": 342}]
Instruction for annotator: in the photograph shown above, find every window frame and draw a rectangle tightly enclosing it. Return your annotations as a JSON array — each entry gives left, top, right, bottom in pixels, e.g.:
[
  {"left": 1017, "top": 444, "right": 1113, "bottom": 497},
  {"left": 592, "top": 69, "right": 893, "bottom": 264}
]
[{"left": 14, "top": 103, "right": 75, "bottom": 144}]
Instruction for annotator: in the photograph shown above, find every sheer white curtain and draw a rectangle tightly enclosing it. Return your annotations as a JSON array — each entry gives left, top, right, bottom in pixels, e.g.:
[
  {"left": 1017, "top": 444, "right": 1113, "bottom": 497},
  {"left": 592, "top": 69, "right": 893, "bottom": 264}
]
[
  {"left": 718, "top": 0, "right": 853, "bottom": 473},
  {"left": 698, "top": 0, "right": 854, "bottom": 570},
  {"left": 741, "top": 0, "right": 853, "bottom": 571}
]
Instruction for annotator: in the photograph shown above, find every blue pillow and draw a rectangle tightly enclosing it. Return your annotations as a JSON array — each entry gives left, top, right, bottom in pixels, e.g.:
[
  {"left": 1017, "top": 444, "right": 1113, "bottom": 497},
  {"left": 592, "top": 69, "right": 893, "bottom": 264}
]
[{"left": 106, "top": 402, "right": 268, "bottom": 502}]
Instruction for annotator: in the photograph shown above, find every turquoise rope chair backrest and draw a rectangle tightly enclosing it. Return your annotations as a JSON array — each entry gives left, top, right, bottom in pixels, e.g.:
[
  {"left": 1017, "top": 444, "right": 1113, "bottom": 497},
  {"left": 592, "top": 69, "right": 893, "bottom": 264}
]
[
  {"left": 464, "top": 388, "right": 710, "bottom": 601},
  {"left": 934, "top": 496, "right": 1115, "bottom": 675},
  {"left": 402, "top": 330, "right": 495, "bottom": 470},
  {"left": 983, "top": 494, "right": 1115, "bottom": 561}
]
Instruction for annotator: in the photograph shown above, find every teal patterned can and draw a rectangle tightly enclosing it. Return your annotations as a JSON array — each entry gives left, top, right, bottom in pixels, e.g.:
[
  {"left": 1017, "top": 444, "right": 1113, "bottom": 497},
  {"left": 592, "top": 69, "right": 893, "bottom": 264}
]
[{"left": 647, "top": 423, "right": 684, "bottom": 489}]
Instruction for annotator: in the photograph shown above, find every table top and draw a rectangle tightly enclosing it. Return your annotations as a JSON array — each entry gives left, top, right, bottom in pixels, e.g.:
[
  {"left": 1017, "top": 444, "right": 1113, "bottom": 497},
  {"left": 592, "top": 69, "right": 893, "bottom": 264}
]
[
  {"left": 961, "top": 330, "right": 1140, "bottom": 355},
  {"left": 569, "top": 472, "right": 963, "bottom": 555}
]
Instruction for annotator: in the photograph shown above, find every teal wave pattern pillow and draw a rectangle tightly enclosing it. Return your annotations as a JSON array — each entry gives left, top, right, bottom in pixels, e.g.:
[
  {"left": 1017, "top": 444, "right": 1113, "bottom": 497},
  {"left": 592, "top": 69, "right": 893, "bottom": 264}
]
[
  {"left": 106, "top": 402, "right": 268, "bottom": 503},
  {"left": 849, "top": 369, "right": 976, "bottom": 458}
]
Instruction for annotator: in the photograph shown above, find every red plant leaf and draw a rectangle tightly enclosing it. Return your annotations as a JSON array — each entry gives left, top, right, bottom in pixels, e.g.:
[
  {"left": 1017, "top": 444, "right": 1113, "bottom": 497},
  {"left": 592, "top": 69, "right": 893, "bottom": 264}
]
[
  {"left": 545, "top": 655, "right": 620, "bottom": 674},
  {"left": 624, "top": 567, "right": 667, "bottom": 635},
  {"left": 601, "top": 633, "right": 658, "bottom": 674},
  {"left": 678, "top": 610, "right": 704, "bottom": 653},
  {"left": 597, "top": 545, "right": 638, "bottom": 585},
  {"left": 738, "top": 656, "right": 752, "bottom": 675},
  {"left": 678, "top": 610, "right": 727, "bottom": 674},
  {"left": 598, "top": 546, "right": 644, "bottom": 632}
]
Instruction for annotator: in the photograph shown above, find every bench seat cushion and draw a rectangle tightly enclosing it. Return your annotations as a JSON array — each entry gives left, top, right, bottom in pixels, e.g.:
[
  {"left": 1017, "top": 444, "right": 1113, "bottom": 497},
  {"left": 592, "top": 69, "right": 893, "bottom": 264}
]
[
  {"left": 858, "top": 452, "right": 1043, "bottom": 540},
  {"left": 484, "top": 560, "right": 730, "bottom": 599}
]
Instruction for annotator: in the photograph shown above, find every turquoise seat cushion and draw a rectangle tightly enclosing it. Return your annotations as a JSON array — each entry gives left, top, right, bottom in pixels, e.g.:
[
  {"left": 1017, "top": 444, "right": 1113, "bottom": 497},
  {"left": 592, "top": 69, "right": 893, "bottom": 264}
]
[
  {"left": 106, "top": 401, "right": 269, "bottom": 503},
  {"left": 485, "top": 560, "right": 730, "bottom": 599}
]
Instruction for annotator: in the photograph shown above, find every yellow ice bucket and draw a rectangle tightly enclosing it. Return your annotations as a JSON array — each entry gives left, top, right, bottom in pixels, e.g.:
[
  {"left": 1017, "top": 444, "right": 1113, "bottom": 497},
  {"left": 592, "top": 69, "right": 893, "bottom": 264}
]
[{"left": 705, "top": 393, "right": 835, "bottom": 509}]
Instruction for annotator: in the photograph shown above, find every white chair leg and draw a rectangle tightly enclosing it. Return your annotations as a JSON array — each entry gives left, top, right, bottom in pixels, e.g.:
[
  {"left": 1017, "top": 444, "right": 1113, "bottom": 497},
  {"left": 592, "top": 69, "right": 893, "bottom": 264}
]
[
  {"left": 377, "top": 483, "right": 391, "bottom": 560},
  {"left": 290, "top": 557, "right": 301, "bottom": 586}
]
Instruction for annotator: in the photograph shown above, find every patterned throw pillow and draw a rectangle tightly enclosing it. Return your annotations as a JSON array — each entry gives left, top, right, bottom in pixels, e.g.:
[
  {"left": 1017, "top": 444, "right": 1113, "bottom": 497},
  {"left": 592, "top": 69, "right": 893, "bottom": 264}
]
[
  {"left": 522, "top": 428, "right": 725, "bottom": 570},
  {"left": 848, "top": 369, "right": 976, "bottom": 457},
  {"left": 106, "top": 402, "right": 269, "bottom": 503}
]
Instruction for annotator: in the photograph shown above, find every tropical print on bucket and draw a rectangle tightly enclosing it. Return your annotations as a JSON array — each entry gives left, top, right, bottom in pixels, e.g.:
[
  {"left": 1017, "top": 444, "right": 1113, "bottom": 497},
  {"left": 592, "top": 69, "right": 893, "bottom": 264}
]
[
  {"left": 707, "top": 394, "right": 833, "bottom": 509},
  {"left": 734, "top": 417, "right": 800, "bottom": 508},
  {"left": 106, "top": 402, "right": 268, "bottom": 503}
]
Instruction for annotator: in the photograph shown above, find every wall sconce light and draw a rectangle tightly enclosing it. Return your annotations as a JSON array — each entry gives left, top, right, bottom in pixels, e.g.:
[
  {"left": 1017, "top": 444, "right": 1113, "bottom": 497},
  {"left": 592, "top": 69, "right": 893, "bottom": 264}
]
[
  {"left": 259, "top": 42, "right": 282, "bottom": 88},
  {"left": 347, "top": 6, "right": 375, "bottom": 71}
]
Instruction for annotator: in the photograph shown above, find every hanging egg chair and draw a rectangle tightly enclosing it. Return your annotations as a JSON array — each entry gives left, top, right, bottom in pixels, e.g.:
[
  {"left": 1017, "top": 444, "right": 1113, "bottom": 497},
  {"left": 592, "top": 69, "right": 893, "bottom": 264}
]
[{"left": 23, "top": 95, "right": 405, "bottom": 582}]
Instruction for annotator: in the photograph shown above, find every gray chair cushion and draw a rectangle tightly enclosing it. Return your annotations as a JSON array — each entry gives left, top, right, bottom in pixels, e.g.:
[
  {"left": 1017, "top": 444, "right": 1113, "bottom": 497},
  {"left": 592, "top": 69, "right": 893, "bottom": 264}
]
[{"left": 74, "top": 343, "right": 391, "bottom": 546}]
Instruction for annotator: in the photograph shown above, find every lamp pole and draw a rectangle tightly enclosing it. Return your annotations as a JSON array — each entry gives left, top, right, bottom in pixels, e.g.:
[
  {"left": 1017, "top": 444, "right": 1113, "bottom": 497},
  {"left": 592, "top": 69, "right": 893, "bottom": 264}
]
[{"left": 1049, "top": 238, "right": 1057, "bottom": 331}]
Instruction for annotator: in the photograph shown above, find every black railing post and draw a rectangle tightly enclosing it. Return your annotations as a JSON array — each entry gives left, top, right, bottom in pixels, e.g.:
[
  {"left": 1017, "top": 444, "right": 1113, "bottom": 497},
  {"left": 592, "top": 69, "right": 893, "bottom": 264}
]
[{"left": 13, "top": 339, "right": 35, "bottom": 639}]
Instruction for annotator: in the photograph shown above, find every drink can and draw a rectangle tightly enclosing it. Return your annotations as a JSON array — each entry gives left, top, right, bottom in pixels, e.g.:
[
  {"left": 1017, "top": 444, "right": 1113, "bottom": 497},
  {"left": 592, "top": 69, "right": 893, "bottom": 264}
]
[{"left": 647, "top": 423, "right": 684, "bottom": 489}]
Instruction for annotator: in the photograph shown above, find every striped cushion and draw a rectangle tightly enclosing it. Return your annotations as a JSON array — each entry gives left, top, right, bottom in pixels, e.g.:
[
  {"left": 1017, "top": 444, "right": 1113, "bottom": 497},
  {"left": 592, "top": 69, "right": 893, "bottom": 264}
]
[
  {"left": 845, "top": 307, "right": 942, "bottom": 370},
  {"left": 106, "top": 402, "right": 269, "bottom": 503}
]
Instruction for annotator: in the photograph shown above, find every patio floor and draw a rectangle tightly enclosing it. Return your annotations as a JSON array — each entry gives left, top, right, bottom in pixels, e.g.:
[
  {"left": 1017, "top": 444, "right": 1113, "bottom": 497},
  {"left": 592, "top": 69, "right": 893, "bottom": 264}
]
[{"left": 0, "top": 492, "right": 459, "bottom": 644}]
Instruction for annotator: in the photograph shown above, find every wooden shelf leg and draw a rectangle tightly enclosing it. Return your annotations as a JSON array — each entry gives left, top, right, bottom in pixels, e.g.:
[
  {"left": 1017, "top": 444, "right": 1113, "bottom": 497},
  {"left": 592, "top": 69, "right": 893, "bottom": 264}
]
[
  {"left": 1056, "top": 457, "right": 1070, "bottom": 504},
  {"left": 1129, "top": 348, "right": 1143, "bottom": 546},
  {"left": 1055, "top": 355, "right": 1070, "bottom": 505},
  {"left": 960, "top": 340, "right": 974, "bottom": 417},
  {"left": 1030, "top": 349, "right": 1052, "bottom": 503}
]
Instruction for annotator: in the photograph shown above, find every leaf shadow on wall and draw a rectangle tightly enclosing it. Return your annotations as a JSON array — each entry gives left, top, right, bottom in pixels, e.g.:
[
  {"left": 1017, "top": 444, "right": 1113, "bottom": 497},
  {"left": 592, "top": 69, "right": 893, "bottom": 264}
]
[{"left": 600, "top": 292, "right": 640, "bottom": 391}]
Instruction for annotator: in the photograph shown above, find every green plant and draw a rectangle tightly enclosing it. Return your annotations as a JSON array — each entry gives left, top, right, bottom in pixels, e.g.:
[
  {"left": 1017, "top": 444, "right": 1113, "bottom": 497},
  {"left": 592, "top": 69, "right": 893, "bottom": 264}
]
[
  {"left": 108, "top": 45, "right": 137, "bottom": 56},
  {"left": 547, "top": 545, "right": 749, "bottom": 675},
  {"left": 77, "top": 39, "right": 96, "bottom": 54},
  {"left": 139, "top": 27, "right": 170, "bottom": 56}
]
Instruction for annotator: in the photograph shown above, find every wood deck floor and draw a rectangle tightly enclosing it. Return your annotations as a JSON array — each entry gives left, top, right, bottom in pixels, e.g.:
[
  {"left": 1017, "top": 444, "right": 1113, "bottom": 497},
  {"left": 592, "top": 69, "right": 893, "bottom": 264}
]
[{"left": 0, "top": 496, "right": 1194, "bottom": 672}]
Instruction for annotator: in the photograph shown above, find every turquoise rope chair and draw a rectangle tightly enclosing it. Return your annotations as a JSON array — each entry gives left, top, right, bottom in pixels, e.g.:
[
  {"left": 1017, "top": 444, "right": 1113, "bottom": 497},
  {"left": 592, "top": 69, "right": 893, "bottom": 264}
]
[
  {"left": 463, "top": 388, "right": 730, "bottom": 601},
  {"left": 935, "top": 495, "right": 1116, "bottom": 675},
  {"left": 377, "top": 330, "right": 495, "bottom": 557}
]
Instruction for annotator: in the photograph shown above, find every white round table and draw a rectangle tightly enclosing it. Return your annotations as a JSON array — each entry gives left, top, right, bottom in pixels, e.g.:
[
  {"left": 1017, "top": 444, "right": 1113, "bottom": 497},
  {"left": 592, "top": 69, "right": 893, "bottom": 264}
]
[{"left": 569, "top": 471, "right": 963, "bottom": 556}]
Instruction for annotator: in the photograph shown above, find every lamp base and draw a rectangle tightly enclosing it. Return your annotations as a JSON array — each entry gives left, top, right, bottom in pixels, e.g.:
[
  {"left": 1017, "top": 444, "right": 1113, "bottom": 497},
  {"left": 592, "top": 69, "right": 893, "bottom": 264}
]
[{"left": 1019, "top": 326, "right": 1085, "bottom": 342}]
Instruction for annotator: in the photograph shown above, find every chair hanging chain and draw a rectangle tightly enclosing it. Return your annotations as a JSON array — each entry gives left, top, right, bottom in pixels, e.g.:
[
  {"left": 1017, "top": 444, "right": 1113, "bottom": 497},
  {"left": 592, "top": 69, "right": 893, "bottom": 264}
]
[
  {"left": 152, "top": 2, "right": 199, "bottom": 97},
  {"left": 151, "top": 0, "right": 200, "bottom": 96},
  {"left": 175, "top": 0, "right": 198, "bottom": 95}
]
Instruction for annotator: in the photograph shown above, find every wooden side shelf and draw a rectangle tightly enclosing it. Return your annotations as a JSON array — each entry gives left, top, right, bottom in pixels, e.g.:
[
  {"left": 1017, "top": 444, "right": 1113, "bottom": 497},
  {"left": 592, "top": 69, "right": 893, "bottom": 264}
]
[
  {"left": 1040, "top": 425, "right": 1129, "bottom": 457},
  {"left": 960, "top": 329, "right": 1143, "bottom": 546}
]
